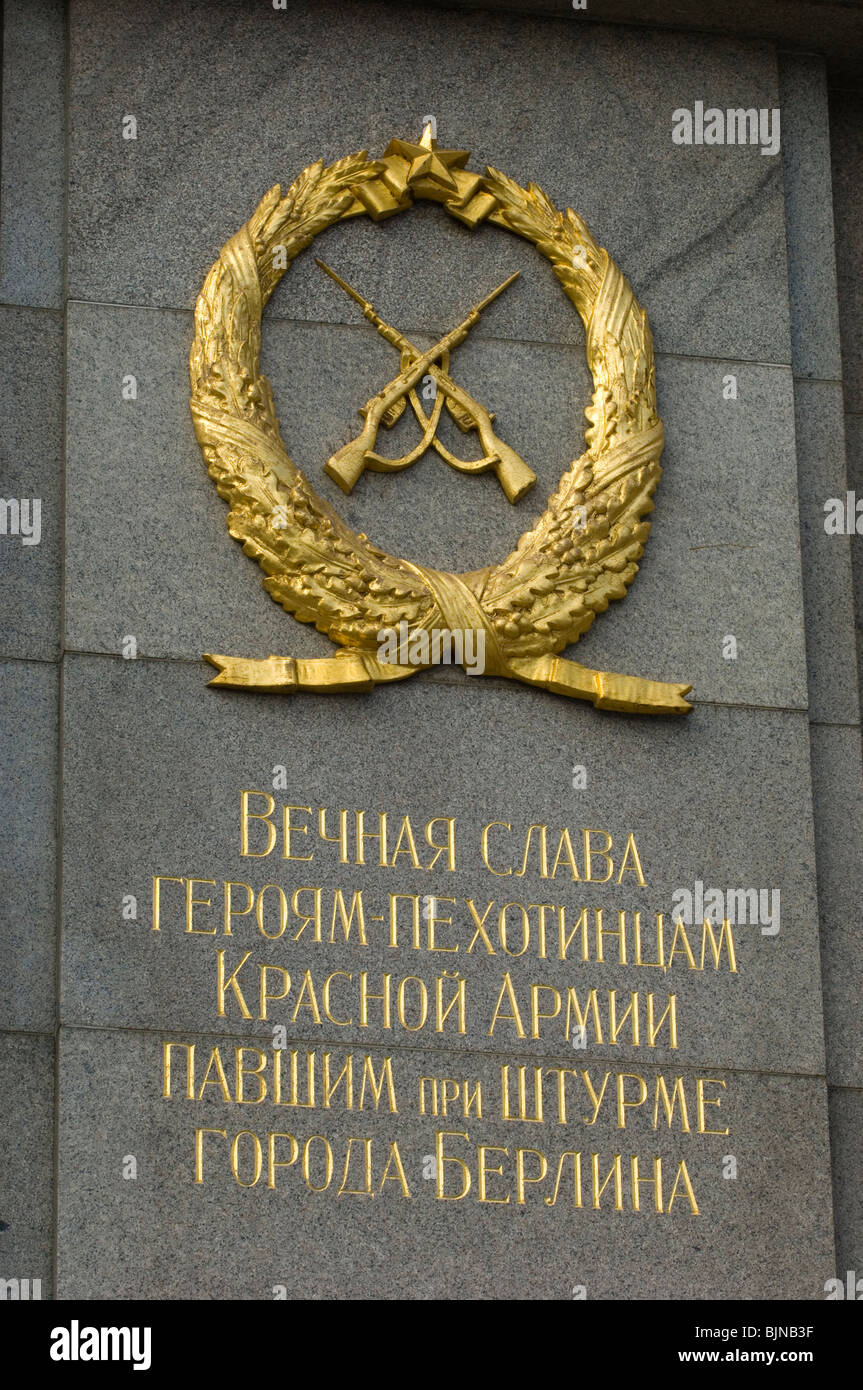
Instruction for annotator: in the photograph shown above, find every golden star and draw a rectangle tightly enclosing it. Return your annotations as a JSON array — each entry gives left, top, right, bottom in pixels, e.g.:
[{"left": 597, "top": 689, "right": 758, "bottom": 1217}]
[{"left": 384, "top": 123, "right": 470, "bottom": 195}]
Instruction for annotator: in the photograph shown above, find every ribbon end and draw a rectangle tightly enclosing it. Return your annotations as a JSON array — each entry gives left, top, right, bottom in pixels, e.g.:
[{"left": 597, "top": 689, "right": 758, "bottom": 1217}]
[
  {"left": 507, "top": 654, "right": 693, "bottom": 715},
  {"left": 203, "top": 653, "right": 298, "bottom": 691},
  {"left": 594, "top": 677, "right": 693, "bottom": 715},
  {"left": 203, "top": 653, "right": 231, "bottom": 687}
]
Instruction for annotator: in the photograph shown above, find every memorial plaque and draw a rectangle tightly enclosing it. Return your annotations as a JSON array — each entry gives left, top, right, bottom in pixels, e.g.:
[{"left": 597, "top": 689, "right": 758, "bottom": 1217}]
[{"left": 55, "top": 115, "right": 834, "bottom": 1301}]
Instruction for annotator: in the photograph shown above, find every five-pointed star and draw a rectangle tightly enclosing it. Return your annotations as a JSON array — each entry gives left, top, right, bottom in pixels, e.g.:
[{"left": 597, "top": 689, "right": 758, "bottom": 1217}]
[{"left": 385, "top": 123, "right": 470, "bottom": 194}]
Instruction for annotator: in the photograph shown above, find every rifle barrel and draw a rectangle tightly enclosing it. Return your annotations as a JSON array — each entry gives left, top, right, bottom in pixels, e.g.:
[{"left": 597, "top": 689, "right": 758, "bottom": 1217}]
[
  {"left": 315, "top": 258, "right": 371, "bottom": 312},
  {"left": 316, "top": 258, "right": 519, "bottom": 393},
  {"left": 316, "top": 258, "right": 410, "bottom": 353},
  {"left": 317, "top": 257, "right": 519, "bottom": 329},
  {"left": 471, "top": 269, "right": 520, "bottom": 315}
]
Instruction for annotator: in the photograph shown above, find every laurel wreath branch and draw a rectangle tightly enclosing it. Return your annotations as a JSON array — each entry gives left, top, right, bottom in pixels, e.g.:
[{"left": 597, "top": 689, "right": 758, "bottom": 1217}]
[{"left": 189, "top": 148, "right": 691, "bottom": 713}]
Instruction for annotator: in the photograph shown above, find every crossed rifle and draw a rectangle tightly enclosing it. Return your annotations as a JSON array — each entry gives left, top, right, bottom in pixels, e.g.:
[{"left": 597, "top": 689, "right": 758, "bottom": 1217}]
[{"left": 316, "top": 259, "right": 536, "bottom": 503}]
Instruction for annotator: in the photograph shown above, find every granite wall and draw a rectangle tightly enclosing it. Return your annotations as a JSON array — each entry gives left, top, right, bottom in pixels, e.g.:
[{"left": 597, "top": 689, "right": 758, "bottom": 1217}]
[{"left": 1, "top": 0, "right": 860, "bottom": 1299}]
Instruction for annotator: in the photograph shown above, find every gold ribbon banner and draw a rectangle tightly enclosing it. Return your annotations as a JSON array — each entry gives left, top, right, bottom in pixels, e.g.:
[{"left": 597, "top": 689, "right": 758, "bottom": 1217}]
[
  {"left": 204, "top": 646, "right": 692, "bottom": 715},
  {"left": 203, "top": 649, "right": 691, "bottom": 714},
  {"left": 204, "top": 560, "right": 691, "bottom": 713},
  {"left": 203, "top": 651, "right": 415, "bottom": 693}
]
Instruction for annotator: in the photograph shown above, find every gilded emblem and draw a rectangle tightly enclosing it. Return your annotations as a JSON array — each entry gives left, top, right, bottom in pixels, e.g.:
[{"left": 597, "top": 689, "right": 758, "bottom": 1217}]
[{"left": 189, "top": 126, "right": 692, "bottom": 714}]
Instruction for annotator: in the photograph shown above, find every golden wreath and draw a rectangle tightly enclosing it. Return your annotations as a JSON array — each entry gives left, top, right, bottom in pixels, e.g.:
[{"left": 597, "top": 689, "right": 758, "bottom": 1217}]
[{"left": 189, "top": 134, "right": 691, "bottom": 714}]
